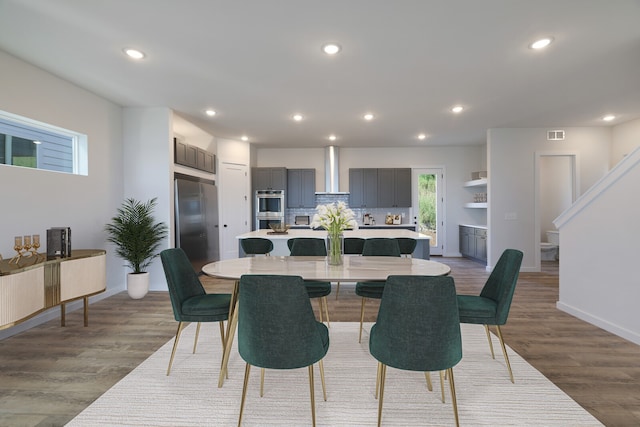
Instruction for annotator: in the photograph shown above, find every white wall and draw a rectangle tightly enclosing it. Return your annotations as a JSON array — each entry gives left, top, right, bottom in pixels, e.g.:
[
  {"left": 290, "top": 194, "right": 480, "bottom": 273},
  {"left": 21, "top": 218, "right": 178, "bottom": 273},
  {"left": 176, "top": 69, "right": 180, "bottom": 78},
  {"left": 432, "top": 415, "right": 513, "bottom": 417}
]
[
  {"left": 487, "top": 127, "right": 611, "bottom": 271},
  {"left": 256, "top": 145, "right": 485, "bottom": 256},
  {"left": 0, "top": 50, "right": 124, "bottom": 336},
  {"left": 122, "top": 107, "right": 174, "bottom": 291},
  {"left": 612, "top": 117, "right": 640, "bottom": 166},
  {"left": 554, "top": 146, "right": 640, "bottom": 344}
]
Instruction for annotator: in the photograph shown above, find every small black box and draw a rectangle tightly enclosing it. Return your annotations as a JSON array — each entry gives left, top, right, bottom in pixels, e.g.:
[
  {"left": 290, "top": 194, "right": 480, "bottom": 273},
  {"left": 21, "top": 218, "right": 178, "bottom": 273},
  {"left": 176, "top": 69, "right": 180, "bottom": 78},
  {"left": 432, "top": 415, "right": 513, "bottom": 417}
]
[{"left": 47, "top": 227, "right": 72, "bottom": 259}]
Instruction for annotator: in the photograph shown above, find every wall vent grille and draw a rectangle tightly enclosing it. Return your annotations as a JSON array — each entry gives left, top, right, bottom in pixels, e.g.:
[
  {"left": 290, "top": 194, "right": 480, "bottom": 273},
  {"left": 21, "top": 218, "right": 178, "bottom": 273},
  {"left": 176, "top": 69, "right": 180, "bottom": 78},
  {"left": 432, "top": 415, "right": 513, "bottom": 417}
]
[{"left": 547, "top": 130, "right": 565, "bottom": 140}]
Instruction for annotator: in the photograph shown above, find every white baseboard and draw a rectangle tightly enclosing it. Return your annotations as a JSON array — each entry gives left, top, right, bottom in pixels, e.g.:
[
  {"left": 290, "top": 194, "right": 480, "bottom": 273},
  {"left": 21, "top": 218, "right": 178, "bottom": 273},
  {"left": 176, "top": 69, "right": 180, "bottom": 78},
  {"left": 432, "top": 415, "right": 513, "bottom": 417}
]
[{"left": 557, "top": 301, "right": 640, "bottom": 346}]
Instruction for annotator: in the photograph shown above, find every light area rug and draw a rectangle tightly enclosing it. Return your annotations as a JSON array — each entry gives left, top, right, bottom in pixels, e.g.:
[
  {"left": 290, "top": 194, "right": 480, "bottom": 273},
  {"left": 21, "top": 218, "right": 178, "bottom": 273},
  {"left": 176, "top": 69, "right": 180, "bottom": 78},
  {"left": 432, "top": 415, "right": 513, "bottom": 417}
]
[{"left": 67, "top": 322, "right": 602, "bottom": 426}]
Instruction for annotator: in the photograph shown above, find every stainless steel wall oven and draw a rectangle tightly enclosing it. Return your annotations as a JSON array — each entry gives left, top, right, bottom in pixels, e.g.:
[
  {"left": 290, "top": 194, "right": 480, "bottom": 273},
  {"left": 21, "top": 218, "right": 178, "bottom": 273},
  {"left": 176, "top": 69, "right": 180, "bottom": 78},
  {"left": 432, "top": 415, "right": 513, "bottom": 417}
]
[{"left": 255, "top": 190, "right": 285, "bottom": 229}]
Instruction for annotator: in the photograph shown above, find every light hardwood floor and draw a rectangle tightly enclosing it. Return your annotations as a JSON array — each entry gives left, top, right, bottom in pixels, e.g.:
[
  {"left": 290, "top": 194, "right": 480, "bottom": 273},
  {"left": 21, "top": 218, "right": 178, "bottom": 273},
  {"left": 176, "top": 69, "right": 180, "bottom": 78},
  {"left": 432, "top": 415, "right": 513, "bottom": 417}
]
[{"left": 1, "top": 257, "right": 639, "bottom": 426}]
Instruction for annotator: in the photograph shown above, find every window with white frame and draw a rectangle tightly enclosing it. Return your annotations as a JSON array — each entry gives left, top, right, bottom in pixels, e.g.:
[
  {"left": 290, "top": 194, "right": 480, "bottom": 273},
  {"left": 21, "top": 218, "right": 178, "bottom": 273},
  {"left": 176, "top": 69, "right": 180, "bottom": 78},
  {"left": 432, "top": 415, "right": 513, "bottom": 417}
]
[{"left": 0, "top": 111, "right": 87, "bottom": 175}]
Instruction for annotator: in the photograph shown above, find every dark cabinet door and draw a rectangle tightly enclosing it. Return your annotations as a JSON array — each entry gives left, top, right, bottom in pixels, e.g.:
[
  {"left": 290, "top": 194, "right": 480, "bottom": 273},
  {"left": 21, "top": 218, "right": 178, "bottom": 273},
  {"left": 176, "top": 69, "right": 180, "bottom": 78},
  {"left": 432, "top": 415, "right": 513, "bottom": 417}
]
[
  {"left": 378, "top": 168, "right": 411, "bottom": 207},
  {"left": 377, "top": 168, "right": 395, "bottom": 207},
  {"left": 253, "top": 167, "right": 287, "bottom": 191},
  {"left": 475, "top": 229, "right": 487, "bottom": 261},
  {"left": 459, "top": 226, "right": 473, "bottom": 257},
  {"left": 300, "top": 169, "right": 316, "bottom": 207},
  {"left": 393, "top": 168, "right": 412, "bottom": 207},
  {"left": 287, "top": 169, "right": 316, "bottom": 208},
  {"left": 349, "top": 168, "right": 378, "bottom": 208}
]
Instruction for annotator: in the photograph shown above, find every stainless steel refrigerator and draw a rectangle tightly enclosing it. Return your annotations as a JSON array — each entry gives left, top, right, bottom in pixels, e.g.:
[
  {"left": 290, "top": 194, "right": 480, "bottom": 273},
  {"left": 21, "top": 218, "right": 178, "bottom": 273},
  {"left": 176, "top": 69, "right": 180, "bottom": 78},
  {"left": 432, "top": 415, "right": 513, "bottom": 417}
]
[{"left": 174, "top": 174, "right": 219, "bottom": 272}]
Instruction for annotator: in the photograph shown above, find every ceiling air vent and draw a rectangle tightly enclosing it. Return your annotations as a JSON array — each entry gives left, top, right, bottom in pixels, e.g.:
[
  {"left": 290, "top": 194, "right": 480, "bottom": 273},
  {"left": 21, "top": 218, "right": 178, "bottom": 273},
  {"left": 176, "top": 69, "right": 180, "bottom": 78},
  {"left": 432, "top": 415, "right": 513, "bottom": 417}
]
[{"left": 547, "top": 130, "right": 565, "bottom": 141}]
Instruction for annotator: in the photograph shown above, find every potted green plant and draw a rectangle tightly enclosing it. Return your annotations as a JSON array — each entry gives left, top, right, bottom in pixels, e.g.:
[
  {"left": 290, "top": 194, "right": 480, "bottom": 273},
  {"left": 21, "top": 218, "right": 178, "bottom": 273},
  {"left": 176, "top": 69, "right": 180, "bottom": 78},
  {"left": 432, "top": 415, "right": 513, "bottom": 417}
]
[{"left": 104, "top": 197, "right": 168, "bottom": 299}]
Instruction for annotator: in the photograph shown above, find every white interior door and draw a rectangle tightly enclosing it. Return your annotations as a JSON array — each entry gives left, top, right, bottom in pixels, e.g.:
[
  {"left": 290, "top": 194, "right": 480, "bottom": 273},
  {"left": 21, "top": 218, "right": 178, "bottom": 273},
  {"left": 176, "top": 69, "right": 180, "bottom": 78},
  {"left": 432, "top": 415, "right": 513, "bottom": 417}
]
[
  {"left": 219, "top": 162, "right": 249, "bottom": 260},
  {"left": 412, "top": 168, "right": 444, "bottom": 256}
]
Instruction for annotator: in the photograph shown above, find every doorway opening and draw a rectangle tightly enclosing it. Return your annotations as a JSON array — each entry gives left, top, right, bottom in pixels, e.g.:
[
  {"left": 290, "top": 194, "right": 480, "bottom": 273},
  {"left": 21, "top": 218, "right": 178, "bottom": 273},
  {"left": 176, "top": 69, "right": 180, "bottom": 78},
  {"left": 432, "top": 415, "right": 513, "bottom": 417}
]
[
  {"left": 412, "top": 168, "right": 444, "bottom": 256},
  {"left": 535, "top": 152, "right": 577, "bottom": 270}
]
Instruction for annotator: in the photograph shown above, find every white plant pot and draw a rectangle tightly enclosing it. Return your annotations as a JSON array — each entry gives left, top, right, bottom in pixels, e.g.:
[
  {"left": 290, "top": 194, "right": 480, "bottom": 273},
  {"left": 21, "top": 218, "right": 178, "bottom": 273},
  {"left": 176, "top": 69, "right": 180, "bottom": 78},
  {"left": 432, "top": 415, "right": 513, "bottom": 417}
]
[{"left": 127, "top": 272, "right": 149, "bottom": 299}]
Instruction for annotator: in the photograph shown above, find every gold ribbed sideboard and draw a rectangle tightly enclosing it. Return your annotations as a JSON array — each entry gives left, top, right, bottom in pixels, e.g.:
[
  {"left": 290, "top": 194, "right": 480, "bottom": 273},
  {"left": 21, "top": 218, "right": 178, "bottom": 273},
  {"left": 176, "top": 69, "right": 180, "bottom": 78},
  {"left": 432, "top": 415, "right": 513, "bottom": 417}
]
[{"left": 0, "top": 250, "right": 106, "bottom": 330}]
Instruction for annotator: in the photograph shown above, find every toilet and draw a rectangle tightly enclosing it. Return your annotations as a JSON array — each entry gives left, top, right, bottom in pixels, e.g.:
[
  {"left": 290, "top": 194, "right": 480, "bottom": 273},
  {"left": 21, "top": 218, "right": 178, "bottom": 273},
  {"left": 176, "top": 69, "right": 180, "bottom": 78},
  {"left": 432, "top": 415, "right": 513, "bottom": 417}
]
[{"left": 540, "top": 230, "right": 559, "bottom": 261}]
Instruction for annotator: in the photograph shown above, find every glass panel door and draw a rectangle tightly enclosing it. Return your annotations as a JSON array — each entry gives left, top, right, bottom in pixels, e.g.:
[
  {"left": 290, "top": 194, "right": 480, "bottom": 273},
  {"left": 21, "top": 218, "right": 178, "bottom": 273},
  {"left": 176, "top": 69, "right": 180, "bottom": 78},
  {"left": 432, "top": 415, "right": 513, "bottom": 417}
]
[{"left": 412, "top": 168, "right": 444, "bottom": 255}]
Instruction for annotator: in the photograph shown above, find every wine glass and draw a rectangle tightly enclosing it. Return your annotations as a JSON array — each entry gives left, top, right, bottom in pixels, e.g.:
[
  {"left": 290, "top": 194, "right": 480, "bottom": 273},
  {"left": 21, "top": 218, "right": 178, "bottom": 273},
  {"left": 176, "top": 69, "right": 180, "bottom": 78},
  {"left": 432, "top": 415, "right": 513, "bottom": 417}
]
[
  {"left": 23, "top": 235, "right": 32, "bottom": 255},
  {"left": 32, "top": 234, "right": 41, "bottom": 256},
  {"left": 14, "top": 236, "right": 23, "bottom": 254}
]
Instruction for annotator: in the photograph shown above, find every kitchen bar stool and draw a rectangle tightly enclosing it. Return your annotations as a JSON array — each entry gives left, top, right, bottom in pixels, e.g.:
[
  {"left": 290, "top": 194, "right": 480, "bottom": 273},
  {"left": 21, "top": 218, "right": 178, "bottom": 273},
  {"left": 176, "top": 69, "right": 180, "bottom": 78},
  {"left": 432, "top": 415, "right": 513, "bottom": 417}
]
[{"left": 240, "top": 238, "right": 274, "bottom": 256}]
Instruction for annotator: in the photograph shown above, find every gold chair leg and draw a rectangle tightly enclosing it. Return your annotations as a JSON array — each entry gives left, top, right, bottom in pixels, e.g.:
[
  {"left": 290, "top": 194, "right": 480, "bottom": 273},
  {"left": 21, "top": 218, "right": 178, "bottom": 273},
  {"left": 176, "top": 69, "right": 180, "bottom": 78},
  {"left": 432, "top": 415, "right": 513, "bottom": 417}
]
[
  {"left": 447, "top": 368, "right": 460, "bottom": 427},
  {"left": 495, "top": 325, "right": 515, "bottom": 383},
  {"left": 308, "top": 365, "right": 316, "bottom": 427},
  {"left": 424, "top": 371, "right": 433, "bottom": 391},
  {"left": 318, "top": 299, "right": 324, "bottom": 323},
  {"left": 193, "top": 322, "right": 202, "bottom": 353},
  {"left": 377, "top": 363, "right": 387, "bottom": 427},
  {"left": 219, "top": 321, "right": 226, "bottom": 349},
  {"left": 439, "top": 370, "right": 445, "bottom": 403},
  {"left": 319, "top": 360, "right": 327, "bottom": 401},
  {"left": 484, "top": 324, "right": 496, "bottom": 359},
  {"left": 335, "top": 281, "right": 340, "bottom": 300},
  {"left": 167, "top": 322, "right": 185, "bottom": 376},
  {"left": 359, "top": 298, "right": 366, "bottom": 343},
  {"left": 323, "top": 297, "right": 331, "bottom": 327},
  {"left": 219, "top": 321, "right": 229, "bottom": 380},
  {"left": 260, "top": 368, "right": 265, "bottom": 397},
  {"left": 375, "top": 362, "right": 382, "bottom": 399},
  {"left": 238, "top": 363, "right": 251, "bottom": 427}
]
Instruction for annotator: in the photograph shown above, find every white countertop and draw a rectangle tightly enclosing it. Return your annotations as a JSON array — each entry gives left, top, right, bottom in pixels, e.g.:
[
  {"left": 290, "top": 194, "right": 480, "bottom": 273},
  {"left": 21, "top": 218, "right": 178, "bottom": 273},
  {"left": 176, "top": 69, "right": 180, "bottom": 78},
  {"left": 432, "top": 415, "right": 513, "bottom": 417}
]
[
  {"left": 237, "top": 228, "right": 431, "bottom": 240},
  {"left": 459, "top": 224, "right": 488, "bottom": 230}
]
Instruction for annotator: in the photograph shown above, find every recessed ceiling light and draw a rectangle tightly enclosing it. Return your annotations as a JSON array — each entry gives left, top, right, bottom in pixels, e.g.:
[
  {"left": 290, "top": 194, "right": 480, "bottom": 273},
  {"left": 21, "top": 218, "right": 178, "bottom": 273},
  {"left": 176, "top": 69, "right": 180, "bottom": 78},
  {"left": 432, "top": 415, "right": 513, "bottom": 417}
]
[
  {"left": 363, "top": 113, "right": 374, "bottom": 121},
  {"left": 322, "top": 43, "right": 341, "bottom": 55},
  {"left": 123, "top": 48, "right": 145, "bottom": 59},
  {"left": 329, "top": 135, "right": 337, "bottom": 141},
  {"left": 292, "top": 114, "right": 304, "bottom": 121},
  {"left": 241, "top": 136, "right": 249, "bottom": 141},
  {"left": 205, "top": 109, "right": 216, "bottom": 117},
  {"left": 451, "top": 105, "right": 464, "bottom": 114},
  {"left": 602, "top": 115, "right": 616, "bottom": 122},
  {"left": 417, "top": 133, "right": 427, "bottom": 140},
  {"left": 529, "top": 37, "right": 553, "bottom": 50}
]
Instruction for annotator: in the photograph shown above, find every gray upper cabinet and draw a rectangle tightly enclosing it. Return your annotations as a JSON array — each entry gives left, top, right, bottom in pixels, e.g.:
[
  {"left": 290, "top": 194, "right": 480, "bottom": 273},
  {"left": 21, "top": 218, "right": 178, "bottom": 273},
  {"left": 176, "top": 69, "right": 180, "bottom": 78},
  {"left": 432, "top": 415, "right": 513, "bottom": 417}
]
[
  {"left": 377, "top": 168, "right": 412, "bottom": 207},
  {"left": 197, "top": 148, "right": 215, "bottom": 173},
  {"left": 349, "top": 168, "right": 378, "bottom": 208},
  {"left": 287, "top": 169, "right": 316, "bottom": 208},
  {"left": 252, "top": 167, "right": 287, "bottom": 191},
  {"left": 175, "top": 138, "right": 215, "bottom": 173}
]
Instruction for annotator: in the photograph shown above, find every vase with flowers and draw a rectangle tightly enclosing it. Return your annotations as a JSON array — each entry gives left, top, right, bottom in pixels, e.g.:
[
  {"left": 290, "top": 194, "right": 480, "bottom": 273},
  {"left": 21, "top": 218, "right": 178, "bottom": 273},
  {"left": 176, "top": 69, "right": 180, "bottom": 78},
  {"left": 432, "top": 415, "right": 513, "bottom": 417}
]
[{"left": 310, "top": 202, "right": 358, "bottom": 265}]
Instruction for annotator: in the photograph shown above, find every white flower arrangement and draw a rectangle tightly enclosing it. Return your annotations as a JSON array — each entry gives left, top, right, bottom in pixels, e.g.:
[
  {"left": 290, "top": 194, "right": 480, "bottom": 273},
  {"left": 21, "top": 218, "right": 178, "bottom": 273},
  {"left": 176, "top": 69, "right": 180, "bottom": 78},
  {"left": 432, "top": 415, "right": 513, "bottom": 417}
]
[{"left": 310, "top": 202, "right": 359, "bottom": 234}]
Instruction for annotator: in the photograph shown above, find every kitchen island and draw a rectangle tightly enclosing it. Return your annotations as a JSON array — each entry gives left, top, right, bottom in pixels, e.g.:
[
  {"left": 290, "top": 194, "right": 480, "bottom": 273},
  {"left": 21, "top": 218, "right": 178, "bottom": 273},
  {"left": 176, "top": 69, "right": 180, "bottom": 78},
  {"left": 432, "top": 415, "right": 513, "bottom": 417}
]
[{"left": 237, "top": 228, "right": 431, "bottom": 259}]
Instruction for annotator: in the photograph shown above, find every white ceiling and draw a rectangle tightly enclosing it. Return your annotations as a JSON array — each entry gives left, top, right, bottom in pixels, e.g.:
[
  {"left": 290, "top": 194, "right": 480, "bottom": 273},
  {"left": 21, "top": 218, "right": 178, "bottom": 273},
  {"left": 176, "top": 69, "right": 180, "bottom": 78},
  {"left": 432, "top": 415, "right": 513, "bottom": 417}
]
[{"left": 1, "top": 0, "right": 640, "bottom": 148}]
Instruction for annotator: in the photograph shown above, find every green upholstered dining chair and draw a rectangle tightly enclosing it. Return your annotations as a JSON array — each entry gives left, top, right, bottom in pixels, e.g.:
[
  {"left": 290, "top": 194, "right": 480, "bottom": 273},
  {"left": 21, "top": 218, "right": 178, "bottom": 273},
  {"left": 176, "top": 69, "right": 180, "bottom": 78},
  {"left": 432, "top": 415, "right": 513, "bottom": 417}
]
[
  {"left": 457, "top": 248, "right": 523, "bottom": 383},
  {"left": 396, "top": 237, "right": 417, "bottom": 258},
  {"left": 334, "top": 237, "right": 366, "bottom": 300},
  {"left": 355, "top": 238, "right": 401, "bottom": 342},
  {"left": 237, "top": 274, "right": 330, "bottom": 427},
  {"left": 240, "top": 238, "right": 274, "bottom": 256},
  {"left": 369, "top": 275, "right": 463, "bottom": 427},
  {"left": 160, "top": 248, "right": 231, "bottom": 376},
  {"left": 288, "top": 238, "right": 332, "bottom": 326}
]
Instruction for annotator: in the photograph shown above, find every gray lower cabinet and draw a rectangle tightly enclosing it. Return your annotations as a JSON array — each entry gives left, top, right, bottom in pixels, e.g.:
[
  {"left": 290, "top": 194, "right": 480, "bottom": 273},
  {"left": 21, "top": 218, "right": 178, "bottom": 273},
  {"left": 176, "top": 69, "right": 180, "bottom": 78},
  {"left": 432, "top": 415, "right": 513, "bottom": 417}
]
[
  {"left": 287, "top": 169, "right": 316, "bottom": 208},
  {"left": 459, "top": 225, "right": 487, "bottom": 263}
]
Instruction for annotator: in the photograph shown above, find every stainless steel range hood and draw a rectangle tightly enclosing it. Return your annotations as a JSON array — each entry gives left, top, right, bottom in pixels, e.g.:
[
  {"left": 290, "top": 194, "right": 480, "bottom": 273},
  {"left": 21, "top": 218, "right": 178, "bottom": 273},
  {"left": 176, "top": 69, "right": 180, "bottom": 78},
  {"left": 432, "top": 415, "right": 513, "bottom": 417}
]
[{"left": 316, "top": 146, "right": 349, "bottom": 194}]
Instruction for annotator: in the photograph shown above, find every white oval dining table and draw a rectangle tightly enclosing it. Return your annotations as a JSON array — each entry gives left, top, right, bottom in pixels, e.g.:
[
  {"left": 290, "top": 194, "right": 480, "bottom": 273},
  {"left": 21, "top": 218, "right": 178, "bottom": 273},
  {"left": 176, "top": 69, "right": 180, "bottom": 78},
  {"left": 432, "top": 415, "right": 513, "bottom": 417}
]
[{"left": 201, "top": 255, "right": 451, "bottom": 387}]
